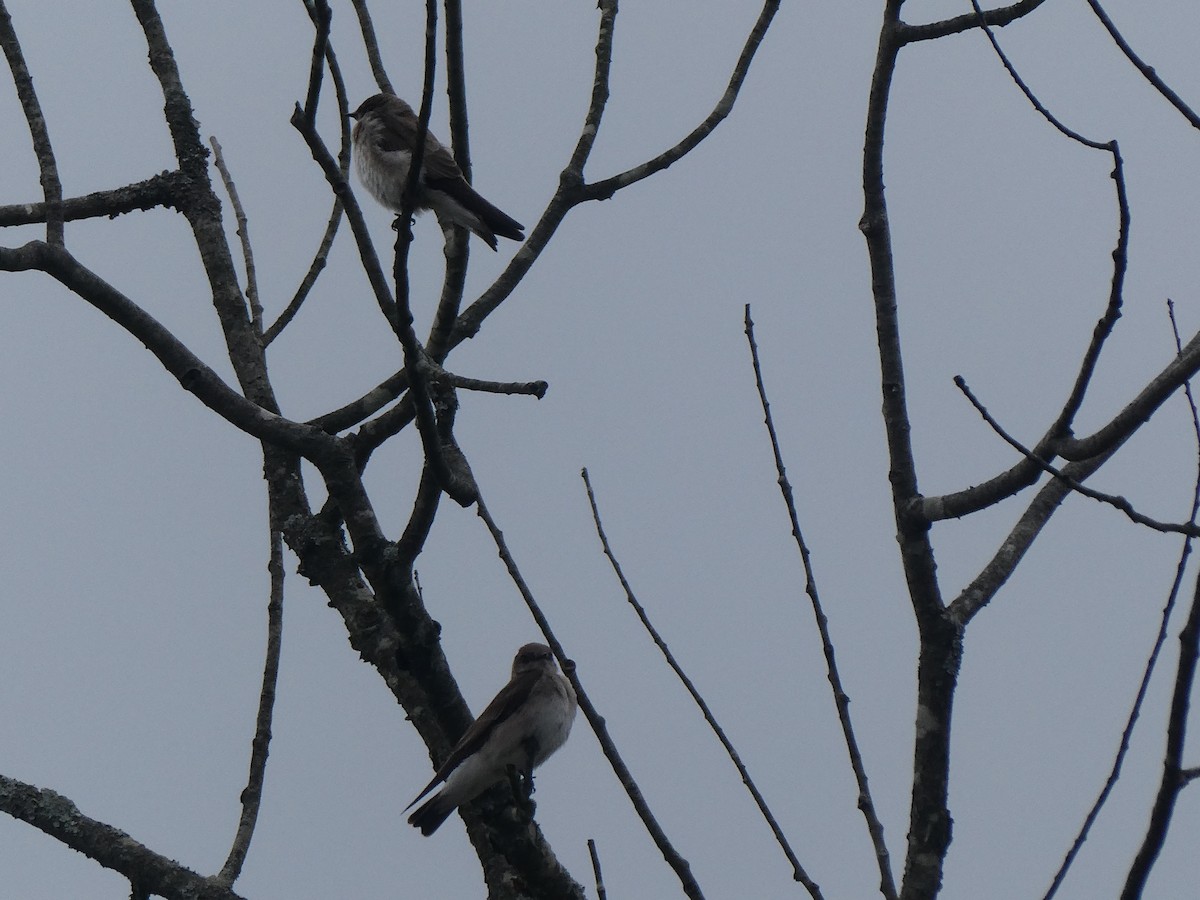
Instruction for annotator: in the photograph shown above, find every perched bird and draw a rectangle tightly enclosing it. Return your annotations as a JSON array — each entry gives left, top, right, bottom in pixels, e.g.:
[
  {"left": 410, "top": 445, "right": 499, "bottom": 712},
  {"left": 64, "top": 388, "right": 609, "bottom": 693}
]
[
  {"left": 406, "top": 643, "right": 577, "bottom": 836},
  {"left": 349, "top": 93, "right": 526, "bottom": 251}
]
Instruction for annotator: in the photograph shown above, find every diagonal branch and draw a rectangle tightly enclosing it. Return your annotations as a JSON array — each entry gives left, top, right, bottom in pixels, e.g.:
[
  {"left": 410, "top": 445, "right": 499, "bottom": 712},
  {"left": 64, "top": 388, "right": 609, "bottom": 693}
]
[
  {"left": 744, "top": 308, "right": 896, "bottom": 900},
  {"left": 0, "top": 775, "right": 247, "bottom": 900},
  {"left": 1043, "top": 303, "right": 1200, "bottom": 899},
  {"left": 1084, "top": 0, "right": 1200, "bottom": 131},
  {"left": 581, "top": 466, "right": 823, "bottom": 898},
  {"left": 475, "top": 493, "right": 703, "bottom": 900}
]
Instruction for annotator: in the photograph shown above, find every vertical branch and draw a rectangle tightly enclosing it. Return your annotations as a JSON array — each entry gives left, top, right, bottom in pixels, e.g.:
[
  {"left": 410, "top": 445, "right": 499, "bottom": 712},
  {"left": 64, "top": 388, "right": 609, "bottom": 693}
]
[
  {"left": 1121, "top": 569, "right": 1200, "bottom": 898},
  {"left": 216, "top": 523, "right": 285, "bottom": 886},
  {"left": 0, "top": 1, "right": 64, "bottom": 245},
  {"left": 861, "top": 6, "right": 956, "bottom": 900},
  {"left": 743, "top": 309, "right": 896, "bottom": 900},
  {"left": 209, "top": 137, "right": 262, "bottom": 335},
  {"left": 1119, "top": 305, "right": 1200, "bottom": 898}
]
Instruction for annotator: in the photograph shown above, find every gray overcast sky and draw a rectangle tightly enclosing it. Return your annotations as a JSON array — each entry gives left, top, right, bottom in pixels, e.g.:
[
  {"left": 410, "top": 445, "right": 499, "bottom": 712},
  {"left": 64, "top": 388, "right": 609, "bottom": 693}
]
[{"left": 2, "top": 1, "right": 1198, "bottom": 898}]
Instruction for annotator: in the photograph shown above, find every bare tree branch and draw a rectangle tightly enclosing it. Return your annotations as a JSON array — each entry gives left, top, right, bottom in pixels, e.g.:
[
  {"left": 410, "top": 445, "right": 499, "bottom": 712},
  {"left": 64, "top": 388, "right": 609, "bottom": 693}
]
[
  {"left": 475, "top": 493, "right": 700, "bottom": 900},
  {"left": 953, "top": 376, "right": 1200, "bottom": 537},
  {"left": 900, "top": 0, "right": 1048, "bottom": 43},
  {"left": 1084, "top": 0, "right": 1200, "bottom": 130},
  {"left": 0, "top": 775, "right": 248, "bottom": 900},
  {"left": 0, "top": 0, "right": 64, "bottom": 244},
  {"left": 1043, "top": 303, "right": 1200, "bottom": 899},
  {"left": 743, "top": 309, "right": 894, "bottom": 899},
  {"left": 583, "top": 0, "right": 781, "bottom": 202},
  {"left": 209, "top": 137, "right": 263, "bottom": 334},
  {"left": 0, "top": 172, "right": 186, "bottom": 226},
  {"left": 216, "top": 523, "right": 285, "bottom": 887}
]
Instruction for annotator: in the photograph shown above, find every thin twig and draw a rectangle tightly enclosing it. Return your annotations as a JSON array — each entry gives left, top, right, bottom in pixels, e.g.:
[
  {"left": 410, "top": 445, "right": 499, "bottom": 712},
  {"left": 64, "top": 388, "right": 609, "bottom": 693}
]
[
  {"left": 264, "top": 198, "right": 342, "bottom": 346},
  {"left": 583, "top": 0, "right": 781, "bottom": 201},
  {"left": 1084, "top": 0, "right": 1200, "bottom": 131},
  {"left": 1122, "top": 568, "right": 1200, "bottom": 899},
  {"left": 0, "top": 0, "right": 64, "bottom": 244},
  {"left": 588, "top": 838, "right": 607, "bottom": 900},
  {"left": 271, "top": 3, "right": 352, "bottom": 346},
  {"left": 954, "top": 376, "right": 1200, "bottom": 537},
  {"left": 474, "top": 494, "right": 706, "bottom": 900},
  {"left": 300, "top": 0, "right": 331, "bottom": 123},
  {"left": 582, "top": 468, "right": 820, "bottom": 895},
  {"left": 216, "top": 525, "right": 285, "bottom": 886},
  {"left": 1043, "top": 302, "right": 1200, "bottom": 899},
  {"left": 1118, "top": 305, "right": 1200, "bottom": 898},
  {"left": 349, "top": 0, "right": 393, "bottom": 95},
  {"left": 209, "top": 137, "right": 262, "bottom": 335},
  {"left": 744, "top": 307, "right": 897, "bottom": 900}
]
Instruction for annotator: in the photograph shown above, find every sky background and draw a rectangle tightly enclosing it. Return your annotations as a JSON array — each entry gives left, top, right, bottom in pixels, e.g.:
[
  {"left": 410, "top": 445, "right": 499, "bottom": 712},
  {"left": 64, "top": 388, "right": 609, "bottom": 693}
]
[{"left": 2, "top": 1, "right": 1199, "bottom": 898}]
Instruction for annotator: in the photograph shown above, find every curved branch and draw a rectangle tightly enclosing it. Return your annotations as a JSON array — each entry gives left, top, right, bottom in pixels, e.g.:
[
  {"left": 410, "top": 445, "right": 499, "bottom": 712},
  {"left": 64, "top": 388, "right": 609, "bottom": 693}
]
[
  {"left": 0, "top": 775, "right": 247, "bottom": 900},
  {"left": 0, "top": 241, "right": 337, "bottom": 459},
  {"left": 0, "top": 1, "right": 64, "bottom": 244},
  {"left": 582, "top": 0, "right": 780, "bottom": 202},
  {"left": 899, "top": 0, "right": 1048, "bottom": 43},
  {"left": 582, "top": 464, "right": 824, "bottom": 898}
]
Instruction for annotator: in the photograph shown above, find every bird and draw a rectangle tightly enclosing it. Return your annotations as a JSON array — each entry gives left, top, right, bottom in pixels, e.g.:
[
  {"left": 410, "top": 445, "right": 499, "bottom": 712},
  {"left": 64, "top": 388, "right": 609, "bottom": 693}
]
[
  {"left": 406, "top": 642, "right": 577, "bottom": 836},
  {"left": 349, "top": 93, "right": 526, "bottom": 251}
]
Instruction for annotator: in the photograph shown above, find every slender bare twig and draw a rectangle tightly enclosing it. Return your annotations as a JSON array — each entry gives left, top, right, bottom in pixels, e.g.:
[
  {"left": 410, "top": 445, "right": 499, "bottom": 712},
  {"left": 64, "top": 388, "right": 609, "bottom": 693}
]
[
  {"left": 290, "top": 104, "right": 397, "bottom": 331},
  {"left": 300, "top": 0, "right": 331, "bottom": 123},
  {"left": 582, "top": 0, "right": 781, "bottom": 202},
  {"left": 270, "top": 2, "right": 352, "bottom": 346},
  {"left": 209, "top": 137, "right": 262, "bottom": 335},
  {"left": 582, "top": 467, "right": 821, "bottom": 896},
  {"left": 1084, "top": 0, "right": 1200, "bottom": 130},
  {"left": 1043, "top": 303, "right": 1200, "bottom": 899},
  {"left": 0, "top": 241, "right": 337, "bottom": 459},
  {"left": 451, "top": 0, "right": 782, "bottom": 347},
  {"left": 216, "top": 525, "right": 285, "bottom": 886},
  {"left": 348, "top": 0, "right": 393, "bottom": 95},
  {"left": 588, "top": 839, "right": 607, "bottom": 900},
  {"left": 434, "top": 371, "right": 547, "bottom": 399},
  {"left": 1118, "top": 306, "right": 1200, "bottom": 898},
  {"left": 744, "top": 308, "right": 895, "bottom": 900},
  {"left": 920, "top": 2, "right": 1130, "bottom": 526},
  {"left": 1122, "top": 568, "right": 1200, "bottom": 899},
  {"left": 0, "top": 1, "right": 63, "bottom": 244},
  {"left": 0, "top": 775, "right": 247, "bottom": 900},
  {"left": 954, "top": 376, "right": 1200, "bottom": 537},
  {"left": 474, "top": 493, "right": 706, "bottom": 900},
  {"left": 264, "top": 198, "right": 342, "bottom": 346}
]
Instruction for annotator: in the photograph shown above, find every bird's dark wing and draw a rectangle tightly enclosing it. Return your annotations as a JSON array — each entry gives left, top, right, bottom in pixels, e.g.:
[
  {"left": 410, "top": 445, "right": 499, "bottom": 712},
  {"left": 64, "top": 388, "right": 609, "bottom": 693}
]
[
  {"left": 375, "top": 102, "right": 463, "bottom": 182},
  {"left": 426, "top": 176, "right": 526, "bottom": 243},
  {"left": 405, "top": 668, "right": 542, "bottom": 809}
]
